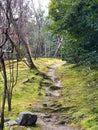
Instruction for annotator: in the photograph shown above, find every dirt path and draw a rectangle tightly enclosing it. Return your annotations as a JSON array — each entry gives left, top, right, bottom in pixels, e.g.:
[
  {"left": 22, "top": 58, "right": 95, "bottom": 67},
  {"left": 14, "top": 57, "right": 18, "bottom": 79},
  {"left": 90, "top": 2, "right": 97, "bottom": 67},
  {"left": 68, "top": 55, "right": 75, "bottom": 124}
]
[
  {"left": 47, "top": 63, "right": 63, "bottom": 97},
  {"left": 37, "top": 62, "right": 77, "bottom": 130}
]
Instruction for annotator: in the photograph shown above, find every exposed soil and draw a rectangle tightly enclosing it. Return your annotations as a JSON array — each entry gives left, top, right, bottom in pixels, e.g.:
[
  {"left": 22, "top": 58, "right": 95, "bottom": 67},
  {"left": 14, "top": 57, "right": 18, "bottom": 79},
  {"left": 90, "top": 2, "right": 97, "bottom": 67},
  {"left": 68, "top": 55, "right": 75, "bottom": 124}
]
[{"left": 37, "top": 62, "right": 77, "bottom": 130}]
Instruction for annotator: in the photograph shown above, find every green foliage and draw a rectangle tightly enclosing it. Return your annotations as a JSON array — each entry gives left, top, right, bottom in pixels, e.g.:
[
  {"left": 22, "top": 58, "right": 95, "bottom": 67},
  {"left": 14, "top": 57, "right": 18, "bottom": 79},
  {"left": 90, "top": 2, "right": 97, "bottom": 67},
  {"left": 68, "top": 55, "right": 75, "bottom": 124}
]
[
  {"left": 49, "top": 0, "right": 98, "bottom": 65},
  {"left": 41, "top": 17, "right": 58, "bottom": 57}
]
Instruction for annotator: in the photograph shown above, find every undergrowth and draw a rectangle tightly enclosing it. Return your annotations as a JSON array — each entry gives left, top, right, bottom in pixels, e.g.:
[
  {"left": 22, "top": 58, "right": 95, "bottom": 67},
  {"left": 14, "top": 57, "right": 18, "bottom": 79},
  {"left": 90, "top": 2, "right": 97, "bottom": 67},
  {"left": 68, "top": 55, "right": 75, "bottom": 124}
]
[{"left": 56, "top": 63, "right": 98, "bottom": 130}]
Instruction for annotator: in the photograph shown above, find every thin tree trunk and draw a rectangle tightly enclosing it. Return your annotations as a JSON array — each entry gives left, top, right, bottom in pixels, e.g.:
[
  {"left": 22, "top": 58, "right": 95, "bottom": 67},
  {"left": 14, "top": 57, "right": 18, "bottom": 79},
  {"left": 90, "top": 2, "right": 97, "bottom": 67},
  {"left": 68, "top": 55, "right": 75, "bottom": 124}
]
[
  {"left": 7, "top": 92, "right": 12, "bottom": 111},
  {"left": 0, "top": 56, "right": 7, "bottom": 130},
  {"left": 21, "top": 38, "right": 37, "bottom": 69},
  {"left": 34, "top": 47, "right": 37, "bottom": 60},
  {"left": 6, "top": 0, "right": 37, "bottom": 70},
  {"left": 44, "top": 44, "right": 47, "bottom": 57},
  {"left": 54, "top": 42, "right": 62, "bottom": 58}
]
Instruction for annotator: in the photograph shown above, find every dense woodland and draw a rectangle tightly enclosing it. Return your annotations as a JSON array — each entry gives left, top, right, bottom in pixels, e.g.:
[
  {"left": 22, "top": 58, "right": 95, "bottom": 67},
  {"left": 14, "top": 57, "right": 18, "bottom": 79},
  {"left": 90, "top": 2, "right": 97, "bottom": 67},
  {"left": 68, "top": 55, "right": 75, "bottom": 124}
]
[
  {"left": 0, "top": 0, "right": 98, "bottom": 130},
  {"left": 49, "top": 0, "right": 98, "bottom": 65}
]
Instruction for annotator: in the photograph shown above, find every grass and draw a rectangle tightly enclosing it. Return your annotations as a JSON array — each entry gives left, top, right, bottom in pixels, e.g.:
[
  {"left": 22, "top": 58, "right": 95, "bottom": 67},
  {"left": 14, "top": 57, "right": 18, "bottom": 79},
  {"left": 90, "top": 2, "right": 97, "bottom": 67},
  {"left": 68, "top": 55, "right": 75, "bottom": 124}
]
[
  {"left": 0, "top": 58, "right": 62, "bottom": 130},
  {"left": 55, "top": 63, "right": 98, "bottom": 130},
  {"left": 1, "top": 58, "right": 98, "bottom": 130}
]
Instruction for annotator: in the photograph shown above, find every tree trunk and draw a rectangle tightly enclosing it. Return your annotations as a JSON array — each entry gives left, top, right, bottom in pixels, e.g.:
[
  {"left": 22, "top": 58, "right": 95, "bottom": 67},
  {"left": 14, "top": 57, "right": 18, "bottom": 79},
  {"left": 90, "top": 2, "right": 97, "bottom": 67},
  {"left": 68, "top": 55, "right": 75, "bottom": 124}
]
[
  {"left": 7, "top": 92, "right": 12, "bottom": 111},
  {"left": 6, "top": 0, "right": 37, "bottom": 70},
  {"left": 54, "top": 42, "right": 62, "bottom": 58},
  {"left": 44, "top": 44, "right": 47, "bottom": 57},
  {"left": 21, "top": 38, "right": 37, "bottom": 69},
  {"left": 0, "top": 56, "right": 7, "bottom": 130}
]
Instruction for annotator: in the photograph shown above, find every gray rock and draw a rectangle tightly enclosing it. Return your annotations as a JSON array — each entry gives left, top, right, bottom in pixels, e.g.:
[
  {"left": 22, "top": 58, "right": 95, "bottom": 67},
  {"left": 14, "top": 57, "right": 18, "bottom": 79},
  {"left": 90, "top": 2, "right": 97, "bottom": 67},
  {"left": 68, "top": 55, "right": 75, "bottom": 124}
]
[
  {"left": 16, "top": 112, "right": 37, "bottom": 126},
  {"left": 43, "top": 103, "right": 48, "bottom": 107},
  {"left": 4, "top": 120, "right": 18, "bottom": 126},
  {"left": 58, "top": 120, "right": 66, "bottom": 125},
  {"left": 43, "top": 114, "right": 52, "bottom": 118},
  {"left": 23, "top": 79, "right": 30, "bottom": 84},
  {"left": 50, "top": 85, "right": 61, "bottom": 90},
  {"left": 45, "top": 92, "right": 52, "bottom": 96}
]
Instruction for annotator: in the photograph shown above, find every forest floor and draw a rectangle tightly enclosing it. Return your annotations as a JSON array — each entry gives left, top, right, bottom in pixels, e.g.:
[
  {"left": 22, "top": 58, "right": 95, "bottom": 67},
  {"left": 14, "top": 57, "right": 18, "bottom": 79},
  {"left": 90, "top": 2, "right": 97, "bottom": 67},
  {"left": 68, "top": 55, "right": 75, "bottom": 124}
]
[
  {"left": 36, "top": 62, "right": 76, "bottom": 130},
  {"left": 0, "top": 58, "right": 98, "bottom": 130}
]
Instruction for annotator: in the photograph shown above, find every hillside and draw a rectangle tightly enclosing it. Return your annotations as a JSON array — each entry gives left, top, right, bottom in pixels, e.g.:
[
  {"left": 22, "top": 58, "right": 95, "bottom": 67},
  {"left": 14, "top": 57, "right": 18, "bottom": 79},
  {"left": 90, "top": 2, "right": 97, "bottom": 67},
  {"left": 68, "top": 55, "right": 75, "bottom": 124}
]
[
  {"left": 0, "top": 58, "right": 98, "bottom": 130},
  {"left": 56, "top": 63, "right": 98, "bottom": 130}
]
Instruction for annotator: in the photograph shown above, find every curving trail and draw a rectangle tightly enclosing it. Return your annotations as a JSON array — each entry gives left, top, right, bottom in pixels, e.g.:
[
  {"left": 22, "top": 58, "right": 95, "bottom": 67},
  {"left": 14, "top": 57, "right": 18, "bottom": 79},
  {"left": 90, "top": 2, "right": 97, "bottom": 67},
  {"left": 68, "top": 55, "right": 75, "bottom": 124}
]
[{"left": 37, "top": 61, "right": 77, "bottom": 130}]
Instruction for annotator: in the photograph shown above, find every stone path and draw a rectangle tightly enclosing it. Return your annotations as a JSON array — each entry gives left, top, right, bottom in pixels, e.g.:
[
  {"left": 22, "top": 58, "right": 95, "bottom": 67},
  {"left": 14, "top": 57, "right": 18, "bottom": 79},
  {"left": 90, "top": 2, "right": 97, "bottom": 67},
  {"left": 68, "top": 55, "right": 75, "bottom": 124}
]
[
  {"left": 5, "top": 61, "right": 77, "bottom": 130},
  {"left": 37, "top": 62, "right": 77, "bottom": 130}
]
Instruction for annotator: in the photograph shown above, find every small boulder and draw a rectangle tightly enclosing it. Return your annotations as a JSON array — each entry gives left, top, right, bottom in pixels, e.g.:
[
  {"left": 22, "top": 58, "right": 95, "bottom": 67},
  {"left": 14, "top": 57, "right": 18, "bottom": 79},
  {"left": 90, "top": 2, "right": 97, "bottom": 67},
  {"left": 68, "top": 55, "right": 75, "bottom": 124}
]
[
  {"left": 50, "top": 85, "right": 61, "bottom": 90},
  {"left": 58, "top": 120, "right": 66, "bottom": 125},
  {"left": 45, "top": 92, "right": 52, "bottom": 96},
  {"left": 23, "top": 79, "right": 30, "bottom": 84},
  {"left": 43, "top": 103, "right": 48, "bottom": 107},
  {"left": 16, "top": 112, "right": 37, "bottom": 126},
  {"left": 43, "top": 114, "right": 52, "bottom": 118}
]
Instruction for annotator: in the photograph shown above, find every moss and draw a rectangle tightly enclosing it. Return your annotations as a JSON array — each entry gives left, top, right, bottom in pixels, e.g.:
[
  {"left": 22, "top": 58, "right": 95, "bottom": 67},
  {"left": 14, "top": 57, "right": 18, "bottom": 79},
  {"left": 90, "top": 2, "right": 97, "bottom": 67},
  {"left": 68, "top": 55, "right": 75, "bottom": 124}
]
[
  {"left": 0, "top": 58, "right": 61, "bottom": 129},
  {"left": 1, "top": 58, "right": 98, "bottom": 130},
  {"left": 56, "top": 63, "right": 98, "bottom": 129},
  {"left": 87, "top": 125, "right": 98, "bottom": 130}
]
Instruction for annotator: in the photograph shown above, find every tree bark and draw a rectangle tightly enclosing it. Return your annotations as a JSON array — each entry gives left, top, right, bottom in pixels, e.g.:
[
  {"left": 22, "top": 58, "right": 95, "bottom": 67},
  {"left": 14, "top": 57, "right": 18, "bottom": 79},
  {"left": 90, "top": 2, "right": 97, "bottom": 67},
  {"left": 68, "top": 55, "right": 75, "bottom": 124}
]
[
  {"left": 7, "top": 92, "right": 12, "bottom": 111},
  {"left": 0, "top": 55, "right": 7, "bottom": 130},
  {"left": 6, "top": 0, "right": 37, "bottom": 70},
  {"left": 21, "top": 38, "right": 37, "bottom": 69},
  {"left": 54, "top": 42, "right": 62, "bottom": 58}
]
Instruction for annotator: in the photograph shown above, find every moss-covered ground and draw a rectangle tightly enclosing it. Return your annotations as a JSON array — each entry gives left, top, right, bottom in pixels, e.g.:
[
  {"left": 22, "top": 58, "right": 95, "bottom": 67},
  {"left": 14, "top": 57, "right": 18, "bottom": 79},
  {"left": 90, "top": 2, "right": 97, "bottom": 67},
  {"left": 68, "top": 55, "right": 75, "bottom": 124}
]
[
  {"left": 0, "top": 58, "right": 98, "bottom": 130},
  {"left": 0, "top": 58, "right": 61, "bottom": 130},
  {"left": 56, "top": 63, "right": 98, "bottom": 130}
]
